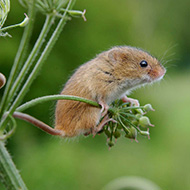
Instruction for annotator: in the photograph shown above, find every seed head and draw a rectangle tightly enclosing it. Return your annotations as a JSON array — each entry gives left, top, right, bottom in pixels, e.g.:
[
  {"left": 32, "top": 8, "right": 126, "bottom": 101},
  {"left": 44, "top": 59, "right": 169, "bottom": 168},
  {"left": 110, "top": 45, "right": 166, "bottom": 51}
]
[{"left": 19, "top": 0, "right": 68, "bottom": 15}]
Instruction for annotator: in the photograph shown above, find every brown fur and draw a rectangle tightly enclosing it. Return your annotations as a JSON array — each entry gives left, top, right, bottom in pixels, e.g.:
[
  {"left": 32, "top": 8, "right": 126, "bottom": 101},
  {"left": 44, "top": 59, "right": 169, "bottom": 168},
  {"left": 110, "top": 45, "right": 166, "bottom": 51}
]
[{"left": 55, "top": 46, "right": 166, "bottom": 137}]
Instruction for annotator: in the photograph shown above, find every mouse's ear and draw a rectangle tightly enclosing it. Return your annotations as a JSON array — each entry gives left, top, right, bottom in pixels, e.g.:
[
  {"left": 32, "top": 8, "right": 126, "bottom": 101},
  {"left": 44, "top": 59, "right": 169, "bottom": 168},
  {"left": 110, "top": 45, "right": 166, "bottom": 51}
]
[{"left": 108, "top": 49, "right": 128, "bottom": 64}]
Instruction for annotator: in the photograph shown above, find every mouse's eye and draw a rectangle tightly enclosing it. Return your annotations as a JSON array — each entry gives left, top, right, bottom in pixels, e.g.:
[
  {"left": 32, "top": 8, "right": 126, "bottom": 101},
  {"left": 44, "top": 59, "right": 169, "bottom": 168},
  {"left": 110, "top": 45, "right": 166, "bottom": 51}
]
[{"left": 140, "top": 60, "right": 148, "bottom": 67}]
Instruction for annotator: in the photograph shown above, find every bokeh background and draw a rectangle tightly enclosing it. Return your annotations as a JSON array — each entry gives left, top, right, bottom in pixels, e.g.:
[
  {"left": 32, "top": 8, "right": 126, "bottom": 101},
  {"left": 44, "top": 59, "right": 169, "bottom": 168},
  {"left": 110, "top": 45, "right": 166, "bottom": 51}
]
[{"left": 1, "top": 0, "right": 190, "bottom": 189}]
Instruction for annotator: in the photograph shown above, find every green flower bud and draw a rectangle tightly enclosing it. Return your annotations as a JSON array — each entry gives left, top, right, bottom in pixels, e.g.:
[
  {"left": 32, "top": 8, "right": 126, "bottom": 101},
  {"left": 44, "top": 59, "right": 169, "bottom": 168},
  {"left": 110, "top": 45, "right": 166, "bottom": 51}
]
[
  {"left": 135, "top": 114, "right": 142, "bottom": 119},
  {"left": 140, "top": 130, "right": 149, "bottom": 137},
  {"left": 113, "top": 131, "right": 121, "bottom": 139},
  {"left": 135, "top": 108, "right": 144, "bottom": 115},
  {"left": 140, "top": 129, "right": 150, "bottom": 139},
  {"left": 139, "top": 116, "right": 154, "bottom": 128},
  {"left": 144, "top": 104, "right": 155, "bottom": 112},
  {"left": 67, "top": 9, "right": 87, "bottom": 21},
  {"left": 131, "top": 120, "right": 138, "bottom": 126},
  {"left": 0, "top": 7, "right": 29, "bottom": 37},
  {"left": 125, "top": 127, "right": 137, "bottom": 140},
  {"left": 108, "top": 141, "right": 114, "bottom": 147},
  {"left": 19, "top": 13, "right": 29, "bottom": 27},
  {"left": 117, "top": 123, "right": 122, "bottom": 130},
  {"left": 104, "top": 129, "right": 111, "bottom": 138}
]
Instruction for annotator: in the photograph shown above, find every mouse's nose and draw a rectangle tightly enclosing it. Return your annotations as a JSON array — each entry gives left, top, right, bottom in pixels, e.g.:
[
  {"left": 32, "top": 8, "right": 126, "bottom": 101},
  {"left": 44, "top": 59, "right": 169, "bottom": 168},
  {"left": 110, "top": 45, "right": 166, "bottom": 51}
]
[
  {"left": 156, "top": 66, "right": 166, "bottom": 81},
  {"left": 148, "top": 65, "right": 166, "bottom": 82}
]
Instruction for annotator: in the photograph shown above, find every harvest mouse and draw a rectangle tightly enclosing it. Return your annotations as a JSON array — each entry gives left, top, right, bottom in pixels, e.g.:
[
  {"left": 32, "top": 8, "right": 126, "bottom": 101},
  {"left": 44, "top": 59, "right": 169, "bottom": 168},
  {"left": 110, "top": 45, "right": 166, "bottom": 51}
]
[
  {"left": 13, "top": 46, "right": 166, "bottom": 137},
  {"left": 54, "top": 46, "right": 166, "bottom": 137}
]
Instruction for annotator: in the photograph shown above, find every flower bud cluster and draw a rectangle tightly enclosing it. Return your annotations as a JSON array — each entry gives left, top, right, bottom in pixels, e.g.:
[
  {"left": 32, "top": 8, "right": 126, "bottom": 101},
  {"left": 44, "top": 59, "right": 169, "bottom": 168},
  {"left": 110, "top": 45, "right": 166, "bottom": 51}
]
[
  {"left": 99, "top": 100, "right": 155, "bottom": 148},
  {"left": 19, "top": 0, "right": 67, "bottom": 15},
  {"left": 18, "top": 0, "right": 87, "bottom": 21}
]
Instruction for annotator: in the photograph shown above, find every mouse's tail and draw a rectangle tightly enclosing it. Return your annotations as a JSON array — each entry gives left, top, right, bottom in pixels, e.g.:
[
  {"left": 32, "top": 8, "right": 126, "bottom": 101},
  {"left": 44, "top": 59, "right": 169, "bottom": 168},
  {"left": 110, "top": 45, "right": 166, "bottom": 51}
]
[{"left": 13, "top": 112, "right": 64, "bottom": 137}]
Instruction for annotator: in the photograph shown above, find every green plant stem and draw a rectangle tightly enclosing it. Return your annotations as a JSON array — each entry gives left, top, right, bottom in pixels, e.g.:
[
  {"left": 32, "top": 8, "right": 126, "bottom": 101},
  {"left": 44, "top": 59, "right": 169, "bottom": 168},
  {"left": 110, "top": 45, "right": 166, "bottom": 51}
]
[
  {"left": 0, "top": 20, "right": 26, "bottom": 32},
  {"left": 16, "top": 95, "right": 100, "bottom": 112},
  {"left": 5, "top": 15, "right": 54, "bottom": 110},
  {"left": 118, "top": 116, "right": 130, "bottom": 134},
  {"left": 7, "top": 0, "right": 75, "bottom": 113},
  {"left": 0, "top": 115, "right": 16, "bottom": 140},
  {"left": 0, "top": 1, "right": 77, "bottom": 190},
  {"left": 0, "top": 0, "right": 76, "bottom": 130},
  {"left": 0, "top": 14, "right": 54, "bottom": 130},
  {"left": 0, "top": 2, "right": 36, "bottom": 118},
  {"left": 0, "top": 142, "right": 28, "bottom": 190},
  {"left": 120, "top": 115, "right": 141, "bottom": 133},
  {"left": 119, "top": 112, "right": 139, "bottom": 120},
  {"left": 121, "top": 106, "right": 145, "bottom": 110}
]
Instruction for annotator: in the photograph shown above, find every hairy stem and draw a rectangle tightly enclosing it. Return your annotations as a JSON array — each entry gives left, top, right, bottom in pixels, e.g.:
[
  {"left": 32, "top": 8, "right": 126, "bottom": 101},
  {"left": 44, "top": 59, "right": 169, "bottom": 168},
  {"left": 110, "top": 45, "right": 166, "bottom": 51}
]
[
  {"left": 5, "top": 15, "right": 54, "bottom": 110},
  {"left": 0, "top": 0, "right": 76, "bottom": 130},
  {"left": 0, "top": 2, "right": 36, "bottom": 118},
  {"left": 0, "top": 142, "right": 28, "bottom": 190},
  {"left": 16, "top": 94, "right": 100, "bottom": 112},
  {"left": 0, "top": 15, "right": 54, "bottom": 131},
  {"left": 0, "top": 1, "right": 78, "bottom": 190}
]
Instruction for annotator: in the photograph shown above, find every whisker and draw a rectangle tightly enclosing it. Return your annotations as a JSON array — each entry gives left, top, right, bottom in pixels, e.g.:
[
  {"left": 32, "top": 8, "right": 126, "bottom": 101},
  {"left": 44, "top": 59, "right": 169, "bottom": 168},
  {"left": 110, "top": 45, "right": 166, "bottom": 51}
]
[
  {"left": 161, "top": 52, "right": 176, "bottom": 61},
  {"left": 162, "top": 58, "right": 175, "bottom": 65},
  {"left": 159, "top": 43, "right": 178, "bottom": 63}
]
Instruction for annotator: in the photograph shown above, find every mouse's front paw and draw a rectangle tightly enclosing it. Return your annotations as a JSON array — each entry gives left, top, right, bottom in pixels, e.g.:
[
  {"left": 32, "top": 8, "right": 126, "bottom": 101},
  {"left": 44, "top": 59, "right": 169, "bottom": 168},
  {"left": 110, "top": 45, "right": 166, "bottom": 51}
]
[
  {"left": 99, "top": 100, "right": 109, "bottom": 117},
  {"left": 121, "top": 96, "right": 140, "bottom": 107}
]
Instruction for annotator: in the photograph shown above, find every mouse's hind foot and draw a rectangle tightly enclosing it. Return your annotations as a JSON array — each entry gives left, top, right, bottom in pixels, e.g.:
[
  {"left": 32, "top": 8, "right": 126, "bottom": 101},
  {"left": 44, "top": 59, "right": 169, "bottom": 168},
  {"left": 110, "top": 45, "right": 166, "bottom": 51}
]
[{"left": 92, "top": 115, "right": 116, "bottom": 137}]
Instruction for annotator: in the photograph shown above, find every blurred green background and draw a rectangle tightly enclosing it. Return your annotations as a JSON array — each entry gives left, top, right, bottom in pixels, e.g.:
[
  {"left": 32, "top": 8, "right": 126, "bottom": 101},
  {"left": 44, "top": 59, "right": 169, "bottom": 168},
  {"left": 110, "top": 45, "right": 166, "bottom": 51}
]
[{"left": 1, "top": 0, "right": 190, "bottom": 189}]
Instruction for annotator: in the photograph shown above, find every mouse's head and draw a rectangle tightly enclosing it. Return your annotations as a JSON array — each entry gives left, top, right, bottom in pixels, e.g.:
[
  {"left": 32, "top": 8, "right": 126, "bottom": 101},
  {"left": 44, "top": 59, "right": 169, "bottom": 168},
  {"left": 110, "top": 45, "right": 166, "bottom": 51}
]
[{"left": 107, "top": 46, "right": 166, "bottom": 87}]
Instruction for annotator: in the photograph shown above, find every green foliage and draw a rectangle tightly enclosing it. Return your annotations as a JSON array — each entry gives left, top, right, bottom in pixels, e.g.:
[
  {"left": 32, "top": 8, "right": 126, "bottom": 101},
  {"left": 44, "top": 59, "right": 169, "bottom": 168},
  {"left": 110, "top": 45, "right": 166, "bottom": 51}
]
[{"left": 0, "top": 0, "right": 190, "bottom": 190}]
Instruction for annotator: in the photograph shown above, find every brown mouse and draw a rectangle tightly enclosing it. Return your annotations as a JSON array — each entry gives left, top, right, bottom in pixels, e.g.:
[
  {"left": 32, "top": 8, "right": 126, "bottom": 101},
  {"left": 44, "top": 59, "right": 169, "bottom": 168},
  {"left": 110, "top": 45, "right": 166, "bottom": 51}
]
[
  {"left": 54, "top": 46, "right": 166, "bottom": 137},
  {"left": 13, "top": 46, "right": 166, "bottom": 137}
]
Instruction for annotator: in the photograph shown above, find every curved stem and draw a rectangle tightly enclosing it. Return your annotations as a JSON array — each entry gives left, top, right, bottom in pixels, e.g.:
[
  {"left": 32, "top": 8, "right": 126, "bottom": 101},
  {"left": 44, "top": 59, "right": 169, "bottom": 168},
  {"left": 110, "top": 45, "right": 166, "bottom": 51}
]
[
  {"left": 16, "top": 95, "right": 100, "bottom": 112},
  {"left": 0, "top": 115, "right": 16, "bottom": 140},
  {"left": 0, "top": 14, "right": 28, "bottom": 32}
]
